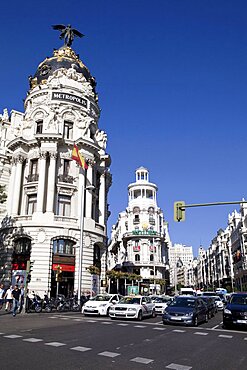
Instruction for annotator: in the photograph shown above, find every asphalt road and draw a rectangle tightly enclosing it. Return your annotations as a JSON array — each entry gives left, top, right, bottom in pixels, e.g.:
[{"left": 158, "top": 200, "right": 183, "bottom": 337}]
[{"left": 0, "top": 310, "right": 246, "bottom": 370}]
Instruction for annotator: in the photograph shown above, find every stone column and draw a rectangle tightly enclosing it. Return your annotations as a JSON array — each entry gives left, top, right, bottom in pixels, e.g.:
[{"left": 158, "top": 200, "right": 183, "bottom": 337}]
[
  {"left": 12, "top": 155, "right": 24, "bottom": 215},
  {"left": 85, "top": 165, "right": 93, "bottom": 218},
  {"left": 46, "top": 152, "right": 57, "bottom": 213},
  {"left": 6, "top": 158, "right": 17, "bottom": 214},
  {"left": 36, "top": 151, "right": 47, "bottom": 213},
  {"left": 99, "top": 171, "right": 106, "bottom": 225}
]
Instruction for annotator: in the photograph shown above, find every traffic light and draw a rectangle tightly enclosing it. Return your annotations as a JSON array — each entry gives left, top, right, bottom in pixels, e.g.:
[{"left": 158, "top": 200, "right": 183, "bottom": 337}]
[
  {"left": 174, "top": 201, "right": 185, "bottom": 222},
  {"left": 26, "top": 260, "right": 34, "bottom": 284},
  {"left": 55, "top": 265, "right": 63, "bottom": 282}
]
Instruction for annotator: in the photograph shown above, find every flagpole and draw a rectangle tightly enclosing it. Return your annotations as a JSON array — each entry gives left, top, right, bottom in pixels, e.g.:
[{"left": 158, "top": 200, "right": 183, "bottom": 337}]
[{"left": 78, "top": 166, "right": 87, "bottom": 306}]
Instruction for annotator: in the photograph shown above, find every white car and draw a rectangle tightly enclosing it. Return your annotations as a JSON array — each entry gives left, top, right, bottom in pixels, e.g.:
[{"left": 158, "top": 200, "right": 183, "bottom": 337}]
[
  {"left": 153, "top": 296, "right": 173, "bottom": 315},
  {"left": 109, "top": 295, "right": 156, "bottom": 320},
  {"left": 213, "top": 296, "right": 224, "bottom": 311},
  {"left": 82, "top": 294, "right": 122, "bottom": 316}
]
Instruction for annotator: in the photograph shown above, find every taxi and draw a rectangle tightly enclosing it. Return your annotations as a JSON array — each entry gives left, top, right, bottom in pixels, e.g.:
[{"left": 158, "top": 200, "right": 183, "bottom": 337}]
[
  {"left": 82, "top": 294, "right": 122, "bottom": 316},
  {"left": 109, "top": 295, "right": 156, "bottom": 320}
]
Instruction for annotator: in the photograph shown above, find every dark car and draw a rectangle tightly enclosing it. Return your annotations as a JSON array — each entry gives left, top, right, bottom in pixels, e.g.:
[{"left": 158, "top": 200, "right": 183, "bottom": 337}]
[
  {"left": 223, "top": 293, "right": 247, "bottom": 329},
  {"left": 200, "top": 296, "right": 217, "bottom": 318},
  {"left": 162, "top": 296, "right": 208, "bottom": 326}
]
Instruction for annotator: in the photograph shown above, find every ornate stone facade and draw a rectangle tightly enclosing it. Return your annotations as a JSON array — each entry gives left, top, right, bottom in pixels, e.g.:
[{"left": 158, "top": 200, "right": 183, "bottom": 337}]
[{"left": 0, "top": 42, "right": 112, "bottom": 298}]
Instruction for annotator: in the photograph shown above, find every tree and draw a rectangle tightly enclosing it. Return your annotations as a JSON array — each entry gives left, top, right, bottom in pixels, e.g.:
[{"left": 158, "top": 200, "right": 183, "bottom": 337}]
[{"left": 0, "top": 185, "right": 7, "bottom": 204}]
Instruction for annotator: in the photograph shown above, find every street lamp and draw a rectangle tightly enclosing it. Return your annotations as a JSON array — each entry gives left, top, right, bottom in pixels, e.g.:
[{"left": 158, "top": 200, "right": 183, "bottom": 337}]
[{"left": 78, "top": 184, "right": 95, "bottom": 305}]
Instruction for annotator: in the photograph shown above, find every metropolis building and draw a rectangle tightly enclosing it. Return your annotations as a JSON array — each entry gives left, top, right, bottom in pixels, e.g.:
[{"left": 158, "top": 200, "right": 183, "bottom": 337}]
[
  {"left": 0, "top": 30, "right": 112, "bottom": 297},
  {"left": 108, "top": 167, "right": 171, "bottom": 294}
]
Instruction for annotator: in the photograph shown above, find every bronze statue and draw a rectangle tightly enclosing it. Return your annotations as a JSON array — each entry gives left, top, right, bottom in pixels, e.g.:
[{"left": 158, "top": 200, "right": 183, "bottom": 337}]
[{"left": 52, "top": 24, "right": 84, "bottom": 47}]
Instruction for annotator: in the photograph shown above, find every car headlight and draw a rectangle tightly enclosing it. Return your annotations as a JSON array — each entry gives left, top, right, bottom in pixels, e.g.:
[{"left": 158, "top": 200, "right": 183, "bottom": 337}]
[
  {"left": 128, "top": 307, "right": 137, "bottom": 311},
  {"left": 224, "top": 308, "right": 232, "bottom": 314},
  {"left": 99, "top": 304, "right": 107, "bottom": 307},
  {"left": 185, "top": 312, "right": 194, "bottom": 317}
]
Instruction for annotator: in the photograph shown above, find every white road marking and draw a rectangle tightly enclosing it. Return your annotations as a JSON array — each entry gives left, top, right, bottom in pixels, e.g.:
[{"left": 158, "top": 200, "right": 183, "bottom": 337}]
[
  {"left": 244, "top": 338, "right": 247, "bottom": 341},
  {"left": 134, "top": 325, "right": 146, "bottom": 328},
  {"left": 71, "top": 346, "right": 92, "bottom": 352},
  {"left": 48, "top": 317, "right": 57, "bottom": 319},
  {"left": 73, "top": 319, "right": 83, "bottom": 321},
  {"left": 98, "top": 351, "right": 120, "bottom": 358},
  {"left": 117, "top": 323, "right": 129, "bottom": 326},
  {"left": 85, "top": 320, "right": 97, "bottom": 323},
  {"left": 166, "top": 363, "right": 192, "bottom": 370},
  {"left": 45, "top": 342, "right": 66, "bottom": 347},
  {"left": 23, "top": 338, "right": 43, "bottom": 342},
  {"left": 61, "top": 318, "right": 70, "bottom": 320},
  {"left": 173, "top": 330, "right": 185, "bottom": 333},
  {"left": 153, "top": 327, "right": 166, "bottom": 331},
  {"left": 0, "top": 333, "right": 5, "bottom": 335},
  {"left": 194, "top": 332, "right": 208, "bottom": 336},
  {"left": 101, "top": 321, "right": 112, "bottom": 325},
  {"left": 130, "top": 357, "right": 154, "bottom": 364},
  {"left": 211, "top": 324, "right": 219, "bottom": 329},
  {"left": 218, "top": 335, "right": 233, "bottom": 339},
  {"left": 4, "top": 335, "right": 23, "bottom": 339}
]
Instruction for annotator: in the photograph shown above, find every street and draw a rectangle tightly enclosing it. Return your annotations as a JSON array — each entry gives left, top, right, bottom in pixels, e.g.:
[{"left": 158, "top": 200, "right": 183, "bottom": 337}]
[{"left": 0, "top": 311, "right": 246, "bottom": 370}]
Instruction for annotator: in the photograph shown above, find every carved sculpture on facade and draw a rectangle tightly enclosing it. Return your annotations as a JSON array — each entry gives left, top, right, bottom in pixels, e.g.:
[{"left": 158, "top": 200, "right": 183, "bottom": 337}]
[
  {"left": 0, "top": 109, "right": 9, "bottom": 122},
  {"left": 95, "top": 129, "right": 107, "bottom": 150}
]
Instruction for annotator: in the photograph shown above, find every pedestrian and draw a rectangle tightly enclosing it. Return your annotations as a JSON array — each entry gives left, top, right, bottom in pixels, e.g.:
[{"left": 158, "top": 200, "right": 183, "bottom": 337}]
[
  {"left": 0, "top": 283, "right": 5, "bottom": 310},
  {"left": 11, "top": 285, "right": 21, "bottom": 317},
  {"left": 4, "top": 285, "right": 13, "bottom": 311}
]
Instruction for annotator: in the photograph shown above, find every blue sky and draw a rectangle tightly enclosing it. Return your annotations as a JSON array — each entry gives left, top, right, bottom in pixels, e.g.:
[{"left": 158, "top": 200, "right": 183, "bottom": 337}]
[{"left": 1, "top": 0, "right": 247, "bottom": 256}]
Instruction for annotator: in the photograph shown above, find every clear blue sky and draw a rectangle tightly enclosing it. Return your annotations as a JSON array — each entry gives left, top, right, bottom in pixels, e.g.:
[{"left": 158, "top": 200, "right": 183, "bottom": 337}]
[{"left": 1, "top": 0, "right": 247, "bottom": 256}]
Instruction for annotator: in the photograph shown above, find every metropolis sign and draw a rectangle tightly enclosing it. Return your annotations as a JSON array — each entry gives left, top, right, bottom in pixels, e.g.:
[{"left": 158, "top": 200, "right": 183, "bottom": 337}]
[{"left": 51, "top": 92, "right": 87, "bottom": 108}]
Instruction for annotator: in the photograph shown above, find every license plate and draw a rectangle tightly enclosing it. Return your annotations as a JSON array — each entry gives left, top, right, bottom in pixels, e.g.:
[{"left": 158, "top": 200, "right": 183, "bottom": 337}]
[
  {"left": 171, "top": 316, "right": 182, "bottom": 321},
  {"left": 86, "top": 308, "right": 95, "bottom": 311},
  {"left": 236, "top": 320, "right": 247, "bottom": 324}
]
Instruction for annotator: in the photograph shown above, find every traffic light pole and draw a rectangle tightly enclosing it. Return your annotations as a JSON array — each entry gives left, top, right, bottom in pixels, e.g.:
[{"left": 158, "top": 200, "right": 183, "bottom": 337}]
[{"left": 174, "top": 200, "right": 247, "bottom": 221}]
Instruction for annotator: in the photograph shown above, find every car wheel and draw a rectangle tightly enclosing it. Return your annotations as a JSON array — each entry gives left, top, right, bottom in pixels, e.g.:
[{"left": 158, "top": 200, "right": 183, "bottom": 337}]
[
  {"left": 137, "top": 310, "right": 143, "bottom": 321},
  {"left": 193, "top": 316, "right": 198, "bottom": 327},
  {"left": 106, "top": 307, "right": 110, "bottom": 316},
  {"left": 151, "top": 309, "right": 156, "bottom": 318}
]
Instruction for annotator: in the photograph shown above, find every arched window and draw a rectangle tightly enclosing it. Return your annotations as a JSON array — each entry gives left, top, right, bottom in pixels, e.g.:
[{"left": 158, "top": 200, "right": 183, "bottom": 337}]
[
  {"left": 53, "top": 239, "right": 75, "bottom": 255},
  {"left": 13, "top": 238, "right": 31, "bottom": 255},
  {"left": 135, "top": 254, "right": 140, "bottom": 262}
]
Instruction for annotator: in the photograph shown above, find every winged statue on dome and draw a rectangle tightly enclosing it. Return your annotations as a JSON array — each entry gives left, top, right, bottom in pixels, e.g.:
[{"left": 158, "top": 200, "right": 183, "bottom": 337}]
[{"left": 52, "top": 24, "right": 84, "bottom": 47}]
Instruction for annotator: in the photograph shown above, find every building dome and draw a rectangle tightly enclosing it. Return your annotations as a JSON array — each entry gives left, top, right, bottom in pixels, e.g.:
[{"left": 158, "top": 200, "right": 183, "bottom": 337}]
[{"left": 29, "top": 46, "right": 95, "bottom": 89}]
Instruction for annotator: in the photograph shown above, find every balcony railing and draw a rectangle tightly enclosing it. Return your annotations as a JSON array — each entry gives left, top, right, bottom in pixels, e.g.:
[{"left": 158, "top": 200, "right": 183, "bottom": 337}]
[
  {"left": 27, "top": 174, "right": 39, "bottom": 182},
  {"left": 58, "top": 174, "right": 74, "bottom": 184}
]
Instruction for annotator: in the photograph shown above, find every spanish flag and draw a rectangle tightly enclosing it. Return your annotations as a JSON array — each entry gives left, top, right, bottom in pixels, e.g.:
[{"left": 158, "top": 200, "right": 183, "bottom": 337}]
[{"left": 71, "top": 144, "right": 88, "bottom": 169}]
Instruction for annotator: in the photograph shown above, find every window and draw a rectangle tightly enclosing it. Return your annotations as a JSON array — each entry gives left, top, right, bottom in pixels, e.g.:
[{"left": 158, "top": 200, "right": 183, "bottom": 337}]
[
  {"left": 14, "top": 238, "right": 31, "bottom": 254},
  {"left": 64, "top": 121, "right": 73, "bottom": 139},
  {"left": 146, "top": 190, "right": 153, "bottom": 199},
  {"left": 134, "top": 190, "right": 141, "bottom": 199},
  {"left": 27, "top": 159, "right": 39, "bottom": 182},
  {"left": 63, "top": 159, "right": 70, "bottom": 175},
  {"left": 135, "top": 254, "right": 140, "bottom": 262},
  {"left": 27, "top": 194, "right": 37, "bottom": 214},
  {"left": 36, "top": 120, "right": 43, "bottom": 134},
  {"left": 57, "top": 195, "right": 71, "bottom": 216},
  {"left": 53, "top": 239, "right": 75, "bottom": 255},
  {"left": 150, "top": 254, "right": 154, "bottom": 262}
]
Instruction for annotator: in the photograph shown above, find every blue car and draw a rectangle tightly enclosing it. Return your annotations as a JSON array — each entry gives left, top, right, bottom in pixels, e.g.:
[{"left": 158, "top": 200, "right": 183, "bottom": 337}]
[
  {"left": 162, "top": 296, "right": 208, "bottom": 327},
  {"left": 223, "top": 293, "right": 247, "bottom": 329}
]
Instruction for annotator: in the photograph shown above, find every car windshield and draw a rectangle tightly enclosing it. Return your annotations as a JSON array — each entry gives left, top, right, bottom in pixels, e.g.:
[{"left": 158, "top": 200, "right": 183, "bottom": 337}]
[
  {"left": 90, "top": 295, "right": 112, "bottom": 302},
  {"left": 230, "top": 295, "right": 247, "bottom": 305},
  {"left": 170, "top": 298, "right": 196, "bottom": 308},
  {"left": 202, "top": 292, "right": 216, "bottom": 296},
  {"left": 119, "top": 297, "right": 141, "bottom": 305},
  {"left": 154, "top": 297, "right": 170, "bottom": 303}
]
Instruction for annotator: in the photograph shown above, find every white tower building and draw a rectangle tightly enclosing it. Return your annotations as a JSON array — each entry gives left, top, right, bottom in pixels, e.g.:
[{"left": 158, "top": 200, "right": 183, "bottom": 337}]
[
  {"left": 0, "top": 29, "right": 112, "bottom": 297},
  {"left": 108, "top": 167, "right": 171, "bottom": 294}
]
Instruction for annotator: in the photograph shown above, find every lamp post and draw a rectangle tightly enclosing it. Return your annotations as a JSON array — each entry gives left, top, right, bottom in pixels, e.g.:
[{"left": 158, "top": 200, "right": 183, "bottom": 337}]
[
  {"left": 78, "top": 183, "right": 95, "bottom": 305},
  {"left": 174, "top": 258, "right": 183, "bottom": 296}
]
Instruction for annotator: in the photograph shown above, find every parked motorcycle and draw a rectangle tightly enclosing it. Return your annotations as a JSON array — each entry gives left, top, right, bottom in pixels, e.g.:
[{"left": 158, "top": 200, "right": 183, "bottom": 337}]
[
  {"left": 26, "top": 292, "right": 42, "bottom": 313},
  {"left": 42, "top": 294, "right": 54, "bottom": 313}
]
